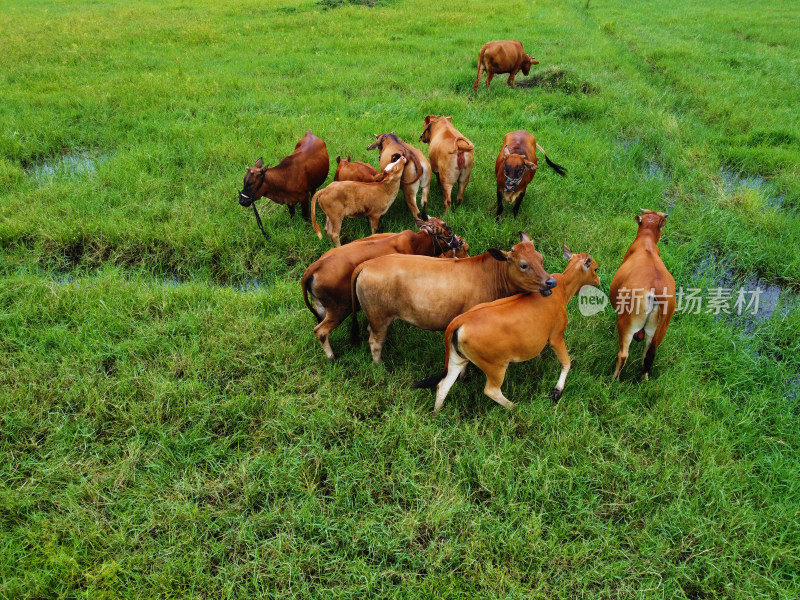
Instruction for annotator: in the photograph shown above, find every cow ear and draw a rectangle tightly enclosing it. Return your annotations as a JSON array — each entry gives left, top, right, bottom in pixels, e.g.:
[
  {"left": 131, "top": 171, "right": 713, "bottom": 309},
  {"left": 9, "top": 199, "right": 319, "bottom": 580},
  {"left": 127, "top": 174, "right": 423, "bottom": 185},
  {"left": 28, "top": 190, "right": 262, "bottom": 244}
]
[
  {"left": 519, "top": 232, "right": 531, "bottom": 243},
  {"left": 658, "top": 217, "right": 667, "bottom": 230},
  {"left": 583, "top": 256, "right": 593, "bottom": 271},
  {"left": 524, "top": 159, "right": 537, "bottom": 170},
  {"left": 503, "top": 145, "right": 511, "bottom": 157},
  {"left": 254, "top": 157, "right": 263, "bottom": 169},
  {"left": 487, "top": 248, "right": 508, "bottom": 262},
  {"left": 336, "top": 156, "right": 341, "bottom": 164},
  {"left": 445, "top": 116, "right": 453, "bottom": 121},
  {"left": 347, "top": 155, "right": 352, "bottom": 162},
  {"left": 635, "top": 215, "right": 642, "bottom": 225},
  {"left": 562, "top": 244, "right": 572, "bottom": 260}
]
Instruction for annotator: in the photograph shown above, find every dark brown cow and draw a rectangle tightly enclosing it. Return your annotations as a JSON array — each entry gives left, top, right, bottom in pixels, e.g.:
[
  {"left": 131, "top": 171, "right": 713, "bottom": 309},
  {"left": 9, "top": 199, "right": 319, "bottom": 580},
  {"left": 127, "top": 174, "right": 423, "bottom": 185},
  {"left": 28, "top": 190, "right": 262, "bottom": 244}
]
[
  {"left": 473, "top": 40, "right": 539, "bottom": 91},
  {"left": 334, "top": 155, "right": 379, "bottom": 183},
  {"left": 495, "top": 130, "right": 566, "bottom": 217},
  {"left": 609, "top": 210, "right": 676, "bottom": 381},
  {"left": 302, "top": 216, "right": 468, "bottom": 360},
  {"left": 238, "top": 130, "right": 329, "bottom": 221},
  {"left": 367, "top": 132, "right": 431, "bottom": 217}
]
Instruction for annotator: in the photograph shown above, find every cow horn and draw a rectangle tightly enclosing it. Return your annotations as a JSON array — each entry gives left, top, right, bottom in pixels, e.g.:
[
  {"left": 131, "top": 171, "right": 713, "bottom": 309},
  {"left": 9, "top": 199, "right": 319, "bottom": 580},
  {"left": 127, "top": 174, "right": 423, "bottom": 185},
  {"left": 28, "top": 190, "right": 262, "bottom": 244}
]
[
  {"left": 373, "top": 133, "right": 379, "bottom": 138},
  {"left": 640, "top": 208, "right": 648, "bottom": 213},
  {"left": 663, "top": 213, "right": 669, "bottom": 218}
]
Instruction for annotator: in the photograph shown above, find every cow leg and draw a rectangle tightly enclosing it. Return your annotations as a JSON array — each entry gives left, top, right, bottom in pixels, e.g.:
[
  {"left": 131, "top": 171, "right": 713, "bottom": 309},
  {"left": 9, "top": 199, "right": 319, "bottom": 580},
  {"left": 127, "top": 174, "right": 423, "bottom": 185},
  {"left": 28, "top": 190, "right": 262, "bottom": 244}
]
[
  {"left": 301, "top": 197, "right": 311, "bottom": 221},
  {"left": 420, "top": 177, "right": 430, "bottom": 213},
  {"left": 508, "top": 67, "right": 521, "bottom": 88},
  {"left": 612, "top": 323, "right": 636, "bottom": 380},
  {"left": 367, "top": 213, "right": 381, "bottom": 235},
  {"left": 481, "top": 361, "right": 514, "bottom": 410},
  {"left": 433, "top": 348, "right": 469, "bottom": 413},
  {"left": 441, "top": 180, "right": 454, "bottom": 213},
  {"left": 639, "top": 309, "right": 661, "bottom": 381},
  {"left": 287, "top": 204, "right": 296, "bottom": 218},
  {"left": 402, "top": 183, "right": 420, "bottom": 217},
  {"left": 548, "top": 334, "right": 571, "bottom": 402},
  {"left": 367, "top": 319, "right": 391, "bottom": 364},
  {"left": 486, "top": 70, "right": 494, "bottom": 90},
  {"left": 473, "top": 61, "right": 484, "bottom": 92},
  {"left": 314, "top": 308, "right": 348, "bottom": 361},
  {"left": 512, "top": 191, "right": 527, "bottom": 217},
  {"left": 496, "top": 189, "right": 505, "bottom": 218},
  {"left": 325, "top": 217, "right": 342, "bottom": 247}
]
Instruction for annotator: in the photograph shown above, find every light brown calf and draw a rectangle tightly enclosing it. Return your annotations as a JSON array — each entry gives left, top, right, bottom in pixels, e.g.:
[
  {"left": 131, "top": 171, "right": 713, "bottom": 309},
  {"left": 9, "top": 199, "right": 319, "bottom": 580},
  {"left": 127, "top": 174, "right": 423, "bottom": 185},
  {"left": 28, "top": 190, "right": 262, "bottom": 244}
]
[
  {"left": 419, "top": 115, "right": 474, "bottom": 212},
  {"left": 334, "top": 155, "right": 379, "bottom": 183},
  {"left": 367, "top": 132, "right": 431, "bottom": 217},
  {"left": 311, "top": 156, "right": 406, "bottom": 247},
  {"left": 413, "top": 246, "right": 600, "bottom": 412},
  {"left": 302, "top": 216, "right": 468, "bottom": 360},
  {"left": 609, "top": 210, "right": 676, "bottom": 381},
  {"left": 495, "top": 130, "right": 566, "bottom": 217},
  {"left": 351, "top": 233, "right": 557, "bottom": 364},
  {"left": 473, "top": 40, "right": 539, "bottom": 92}
]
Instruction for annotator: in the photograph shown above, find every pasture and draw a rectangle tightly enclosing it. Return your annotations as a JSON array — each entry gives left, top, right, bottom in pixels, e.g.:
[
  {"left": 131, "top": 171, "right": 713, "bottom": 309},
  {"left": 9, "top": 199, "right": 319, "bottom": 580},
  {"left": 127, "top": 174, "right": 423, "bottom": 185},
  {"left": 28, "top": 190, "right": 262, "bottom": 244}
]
[{"left": 1, "top": 0, "right": 799, "bottom": 597}]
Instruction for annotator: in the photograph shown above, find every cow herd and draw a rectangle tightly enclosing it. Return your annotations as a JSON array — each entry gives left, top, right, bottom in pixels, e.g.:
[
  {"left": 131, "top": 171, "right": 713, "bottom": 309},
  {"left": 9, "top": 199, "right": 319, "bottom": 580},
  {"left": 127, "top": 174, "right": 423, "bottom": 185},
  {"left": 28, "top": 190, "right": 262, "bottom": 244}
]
[{"left": 239, "top": 40, "right": 676, "bottom": 412}]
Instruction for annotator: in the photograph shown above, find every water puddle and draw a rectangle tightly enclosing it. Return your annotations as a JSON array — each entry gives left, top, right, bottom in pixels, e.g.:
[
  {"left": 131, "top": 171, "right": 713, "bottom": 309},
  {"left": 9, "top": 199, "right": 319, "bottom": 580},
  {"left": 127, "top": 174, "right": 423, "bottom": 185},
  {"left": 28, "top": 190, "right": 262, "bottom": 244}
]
[
  {"left": 720, "top": 168, "right": 784, "bottom": 209},
  {"left": 27, "top": 151, "right": 100, "bottom": 182}
]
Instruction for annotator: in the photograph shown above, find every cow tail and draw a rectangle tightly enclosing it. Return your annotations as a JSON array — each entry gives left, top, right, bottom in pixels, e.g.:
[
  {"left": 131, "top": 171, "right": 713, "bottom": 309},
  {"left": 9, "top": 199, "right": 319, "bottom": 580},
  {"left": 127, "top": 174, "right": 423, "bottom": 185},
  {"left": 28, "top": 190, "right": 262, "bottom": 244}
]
[
  {"left": 403, "top": 144, "right": 423, "bottom": 185},
  {"left": 301, "top": 272, "right": 322, "bottom": 324},
  {"left": 474, "top": 47, "right": 485, "bottom": 89},
  {"left": 311, "top": 189, "right": 323, "bottom": 238},
  {"left": 411, "top": 325, "right": 460, "bottom": 389},
  {"left": 349, "top": 264, "right": 364, "bottom": 343},
  {"left": 536, "top": 143, "right": 567, "bottom": 177}
]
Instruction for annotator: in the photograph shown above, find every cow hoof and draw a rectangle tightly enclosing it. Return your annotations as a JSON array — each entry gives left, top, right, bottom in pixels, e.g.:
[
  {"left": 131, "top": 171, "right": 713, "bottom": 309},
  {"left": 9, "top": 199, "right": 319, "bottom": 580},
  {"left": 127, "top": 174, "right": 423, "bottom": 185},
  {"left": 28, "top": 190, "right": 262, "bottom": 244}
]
[
  {"left": 639, "top": 372, "right": 649, "bottom": 382},
  {"left": 549, "top": 388, "right": 562, "bottom": 403}
]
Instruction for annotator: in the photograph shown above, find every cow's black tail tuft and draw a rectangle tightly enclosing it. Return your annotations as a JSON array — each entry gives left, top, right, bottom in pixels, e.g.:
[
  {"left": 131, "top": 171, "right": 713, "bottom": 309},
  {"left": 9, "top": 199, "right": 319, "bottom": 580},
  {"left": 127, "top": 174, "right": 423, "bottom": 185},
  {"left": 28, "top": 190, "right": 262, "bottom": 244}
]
[
  {"left": 411, "top": 372, "right": 446, "bottom": 389},
  {"left": 544, "top": 155, "right": 567, "bottom": 177}
]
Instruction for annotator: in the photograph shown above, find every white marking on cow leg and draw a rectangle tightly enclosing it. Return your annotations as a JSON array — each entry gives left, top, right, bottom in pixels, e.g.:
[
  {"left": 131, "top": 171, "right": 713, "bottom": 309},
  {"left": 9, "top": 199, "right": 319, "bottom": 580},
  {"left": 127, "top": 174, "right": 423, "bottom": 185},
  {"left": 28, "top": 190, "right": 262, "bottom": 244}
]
[
  {"left": 434, "top": 349, "right": 468, "bottom": 413},
  {"left": 549, "top": 335, "right": 571, "bottom": 401},
  {"left": 613, "top": 328, "right": 635, "bottom": 380}
]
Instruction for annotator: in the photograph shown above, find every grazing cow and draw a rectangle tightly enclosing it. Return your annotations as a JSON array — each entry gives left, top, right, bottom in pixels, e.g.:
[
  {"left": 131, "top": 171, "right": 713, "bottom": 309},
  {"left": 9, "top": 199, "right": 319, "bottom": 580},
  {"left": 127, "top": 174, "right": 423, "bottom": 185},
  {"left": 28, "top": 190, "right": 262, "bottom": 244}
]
[
  {"left": 473, "top": 40, "right": 539, "bottom": 92},
  {"left": 419, "top": 115, "right": 474, "bottom": 212},
  {"left": 334, "top": 155, "right": 379, "bottom": 183},
  {"left": 413, "top": 246, "right": 600, "bottom": 412},
  {"left": 609, "top": 210, "right": 676, "bottom": 381},
  {"left": 495, "top": 130, "right": 567, "bottom": 217},
  {"left": 302, "top": 216, "right": 468, "bottom": 360},
  {"left": 351, "top": 233, "right": 557, "bottom": 364},
  {"left": 238, "top": 130, "right": 329, "bottom": 221},
  {"left": 367, "top": 132, "right": 431, "bottom": 217},
  {"left": 311, "top": 156, "right": 406, "bottom": 247}
]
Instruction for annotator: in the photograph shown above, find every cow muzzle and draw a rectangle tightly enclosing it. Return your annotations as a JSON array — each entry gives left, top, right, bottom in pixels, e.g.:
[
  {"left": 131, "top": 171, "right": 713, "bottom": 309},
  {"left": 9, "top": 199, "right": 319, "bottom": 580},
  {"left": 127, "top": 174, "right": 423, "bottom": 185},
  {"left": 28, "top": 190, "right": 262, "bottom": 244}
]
[
  {"left": 238, "top": 191, "right": 254, "bottom": 207},
  {"left": 540, "top": 277, "right": 557, "bottom": 297}
]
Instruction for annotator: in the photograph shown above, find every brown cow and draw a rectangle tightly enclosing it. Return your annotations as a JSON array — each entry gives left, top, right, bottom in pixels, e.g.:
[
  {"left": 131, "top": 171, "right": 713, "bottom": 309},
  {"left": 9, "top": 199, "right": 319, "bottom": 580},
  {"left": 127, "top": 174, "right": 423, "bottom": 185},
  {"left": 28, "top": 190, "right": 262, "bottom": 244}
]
[
  {"left": 473, "top": 40, "right": 539, "bottom": 92},
  {"left": 495, "top": 130, "right": 567, "bottom": 217},
  {"left": 311, "top": 156, "right": 406, "bottom": 247},
  {"left": 413, "top": 246, "right": 600, "bottom": 412},
  {"left": 238, "top": 130, "right": 329, "bottom": 221},
  {"left": 609, "top": 210, "right": 676, "bottom": 381},
  {"left": 367, "top": 132, "right": 431, "bottom": 217},
  {"left": 302, "top": 216, "right": 468, "bottom": 360},
  {"left": 351, "top": 233, "right": 557, "bottom": 364},
  {"left": 334, "top": 155, "right": 379, "bottom": 183},
  {"left": 419, "top": 115, "right": 474, "bottom": 212}
]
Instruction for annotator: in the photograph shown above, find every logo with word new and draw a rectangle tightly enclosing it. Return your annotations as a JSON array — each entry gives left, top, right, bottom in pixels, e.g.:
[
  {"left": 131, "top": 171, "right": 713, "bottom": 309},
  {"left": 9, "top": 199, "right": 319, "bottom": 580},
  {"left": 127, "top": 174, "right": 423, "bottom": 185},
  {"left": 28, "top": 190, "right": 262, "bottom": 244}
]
[{"left": 578, "top": 286, "right": 609, "bottom": 316}]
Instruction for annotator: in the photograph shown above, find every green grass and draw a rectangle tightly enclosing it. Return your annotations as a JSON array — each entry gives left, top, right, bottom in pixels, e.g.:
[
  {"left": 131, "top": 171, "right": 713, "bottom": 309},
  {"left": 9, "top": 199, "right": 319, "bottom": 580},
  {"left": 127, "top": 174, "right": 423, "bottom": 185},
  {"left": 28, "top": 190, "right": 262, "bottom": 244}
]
[{"left": 1, "top": 0, "right": 798, "bottom": 597}]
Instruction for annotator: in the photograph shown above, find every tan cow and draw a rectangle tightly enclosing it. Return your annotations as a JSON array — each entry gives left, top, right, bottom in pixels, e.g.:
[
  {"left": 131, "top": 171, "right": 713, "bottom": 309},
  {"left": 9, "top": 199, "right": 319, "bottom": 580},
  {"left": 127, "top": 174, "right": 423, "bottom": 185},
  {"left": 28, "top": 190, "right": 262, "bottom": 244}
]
[
  {"left": 367, "top": 132, "right": 431, "bottom": 217},
  {"left": 413, "top": 246, "right": 600, "bottom": 412},
  {"left": 311, "top": 156, "right": 406, "bottom": 247},
  {"left": 334, "top": 156, "right": 379, "bottom": 183},
  {"left": 609, "top": 210, "right": 676, "bottom": 381},
  {"left": 495, "top": 130, "right": 567, "bottom": 217},
  {"left": 238, "top": 130, "right": 329, "bottom": 222},
  {"left": 473, "top": 40, "right": 539, "bottom": 91},
  {"left": 302, "top": 216, "right": 468, "bottom": 360},
  {"left": 419, "top": 115, "right": 474, "bottom": 212},
  {"left": 351, "top": 233, "right": 557, "bottom": 364}
]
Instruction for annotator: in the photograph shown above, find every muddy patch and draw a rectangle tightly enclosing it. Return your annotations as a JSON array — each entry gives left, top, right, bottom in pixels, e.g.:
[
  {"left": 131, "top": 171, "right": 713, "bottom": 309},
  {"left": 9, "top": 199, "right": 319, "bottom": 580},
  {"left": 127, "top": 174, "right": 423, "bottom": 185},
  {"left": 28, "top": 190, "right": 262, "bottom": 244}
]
[
  {"left": 317, "top": 0, "right": 395, "bottom": 8},
  {"left": 517, "top": 65, "right": 598, "bottom": 94}
]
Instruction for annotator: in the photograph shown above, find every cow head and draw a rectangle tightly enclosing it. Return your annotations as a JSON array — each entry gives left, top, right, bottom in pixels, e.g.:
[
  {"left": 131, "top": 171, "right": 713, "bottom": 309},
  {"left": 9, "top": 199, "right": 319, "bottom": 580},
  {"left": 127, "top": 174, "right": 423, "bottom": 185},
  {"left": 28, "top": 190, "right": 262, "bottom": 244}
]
[
  {"left": 366, "top": 132, "right": 395, "bottom": 153},
  {"left": 563, "top": 244, "right": 601, "bottom": 288},
  {"left": 522, "top": 55, "right": 540, "bottom": 76},
  {"left": 635, "top": 209, "right": 668, "bottom": 241},
  {"left": 501, "top": 146, "right": 537, "bottom": 194},
  {"left": 414, "top": 215, "right": 469, "bottom": 257},
  {"left": 373, "top": 154, "right": 406, "bottom": 182},
  {"left": 238, "top": 157, "right": 269, "bottom": 207},
  {"left": 486, "top": 232, "right": 557, "bottom": 296}
]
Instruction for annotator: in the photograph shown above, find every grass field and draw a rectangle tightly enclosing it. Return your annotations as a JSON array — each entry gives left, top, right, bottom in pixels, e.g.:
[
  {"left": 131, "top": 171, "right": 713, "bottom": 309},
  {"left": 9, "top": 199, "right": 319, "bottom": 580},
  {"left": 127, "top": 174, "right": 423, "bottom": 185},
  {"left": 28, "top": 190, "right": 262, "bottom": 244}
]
[{"left": 1, "top": 0, "right": 799, "bottom": 597}]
